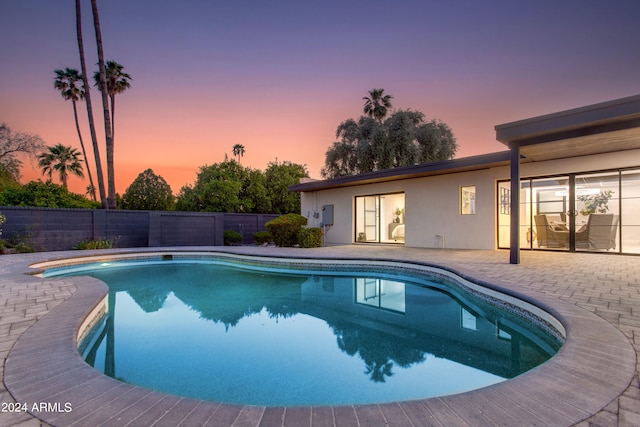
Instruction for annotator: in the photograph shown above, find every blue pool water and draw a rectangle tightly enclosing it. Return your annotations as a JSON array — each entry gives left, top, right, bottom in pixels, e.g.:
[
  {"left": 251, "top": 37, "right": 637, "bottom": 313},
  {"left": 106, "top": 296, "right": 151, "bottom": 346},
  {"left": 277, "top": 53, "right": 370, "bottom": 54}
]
[{"left": 47, "top": 257, "right": 562, "bottom": 406}]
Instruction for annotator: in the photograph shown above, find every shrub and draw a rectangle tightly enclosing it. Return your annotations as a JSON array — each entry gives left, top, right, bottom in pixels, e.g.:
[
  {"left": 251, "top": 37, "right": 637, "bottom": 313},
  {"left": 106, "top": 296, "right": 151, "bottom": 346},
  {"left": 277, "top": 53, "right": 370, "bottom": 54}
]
[
  {"left": 224, "top": 230, "right": 243, "bottom": 246},
  {"left": 298, "top": 227, "right": 323, "bottom": 248},
  {"left": 12, "top": 241, "right": 34, "bottom": 253},
  {"left": 253, "top": 230, "right": 272, "bottom": 245},
  {"left": 265, "top": 213, "right": 307, "bottom": 247},
  {"left": 6, "top": 227, "right": 35, "bottom": 252},
  {"left": 0, "top": 181, "right": 100, "bottom": 208},
  {"left": 74, "top": 239, "right": 113, "bottom": 250}
]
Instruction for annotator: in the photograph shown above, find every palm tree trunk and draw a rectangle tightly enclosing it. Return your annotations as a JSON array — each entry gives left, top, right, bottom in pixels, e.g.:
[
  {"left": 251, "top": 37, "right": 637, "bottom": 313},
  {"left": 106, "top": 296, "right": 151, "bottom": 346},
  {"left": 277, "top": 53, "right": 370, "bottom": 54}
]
[
  {"left": 76, "top": 0, "right": 107, "bottom": 208},
  {"left": 72, "top": 100, "right": 97, "bottom": 201},
  {"left": 110, "top": 94, "right": 115, "bottom": 140},
  {"left": 91, "top": 0, "right": 116, "bottom": 209}
]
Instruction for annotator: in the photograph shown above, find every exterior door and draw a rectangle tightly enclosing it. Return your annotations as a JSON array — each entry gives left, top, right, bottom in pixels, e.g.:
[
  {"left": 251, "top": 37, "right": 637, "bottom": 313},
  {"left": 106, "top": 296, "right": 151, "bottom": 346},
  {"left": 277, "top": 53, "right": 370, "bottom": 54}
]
[
  {"left": 363, "top": 196, "right": 379, "bottom": 242},
  {"left": 529, "top": 177, "right": 571, "bottom": 251},
  {"left": 355, "top": 193, "right": 405, "bottom": 244},
  {"left": 574, "top": 172, "right": 620, "bottom": 252}
]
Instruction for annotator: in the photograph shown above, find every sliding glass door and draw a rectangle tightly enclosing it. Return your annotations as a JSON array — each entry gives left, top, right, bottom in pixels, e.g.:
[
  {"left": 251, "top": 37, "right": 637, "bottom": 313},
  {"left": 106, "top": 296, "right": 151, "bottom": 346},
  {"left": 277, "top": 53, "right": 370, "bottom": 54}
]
[
  {"left": 530, "top": 177, "right": 571, "bottom": 251},
  {"left": 498, "top": 168, "right": 640, "bottom": 254},
  {"left": 574, "top": 172, "right": 620, "bottom": 252},
  {"left": 621, "top": 171, "right": 640, "bottom": 254},
  {"left": 355, "top": 193, "right": 405, "bottom": 244}
]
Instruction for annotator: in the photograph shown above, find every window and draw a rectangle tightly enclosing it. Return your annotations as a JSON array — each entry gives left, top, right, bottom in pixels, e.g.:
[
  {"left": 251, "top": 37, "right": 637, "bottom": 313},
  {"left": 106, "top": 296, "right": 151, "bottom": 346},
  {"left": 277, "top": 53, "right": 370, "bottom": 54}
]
[{"left": 460, "top": 186, "right": 476, "bottom": 215}]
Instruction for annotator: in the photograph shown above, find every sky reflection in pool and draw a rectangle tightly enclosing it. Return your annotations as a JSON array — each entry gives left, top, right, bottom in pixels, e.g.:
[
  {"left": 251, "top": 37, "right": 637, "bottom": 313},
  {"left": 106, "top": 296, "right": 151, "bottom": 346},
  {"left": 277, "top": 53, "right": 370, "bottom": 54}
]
[{"left": 67, "top": 260, "right": 561, "bottom": 406}]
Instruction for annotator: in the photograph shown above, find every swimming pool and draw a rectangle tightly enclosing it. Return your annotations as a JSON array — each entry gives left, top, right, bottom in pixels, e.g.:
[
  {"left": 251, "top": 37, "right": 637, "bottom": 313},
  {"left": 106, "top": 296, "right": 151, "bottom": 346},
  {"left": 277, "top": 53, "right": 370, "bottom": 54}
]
[{"left": 44, "top": 254, "right": 563, "bottom": 407}]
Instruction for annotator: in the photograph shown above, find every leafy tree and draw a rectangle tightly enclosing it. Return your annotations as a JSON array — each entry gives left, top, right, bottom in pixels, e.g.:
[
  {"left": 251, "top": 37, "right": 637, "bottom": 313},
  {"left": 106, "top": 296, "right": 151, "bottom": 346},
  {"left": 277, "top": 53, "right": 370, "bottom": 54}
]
[
  {"left": 0, "top": 168, "right": 20, "bottom": 192},
  {"left": 75, "top": 0, "right": 107, "bottom": 207},
  {"left": 175, "top": 160, "right": 246, "bottom": 212},
  {"left": 232, "top": 144, "right": 245, "bottom": 164},
  {"left": 175, "top": 159, "right": 302, "bottom": 214},
  {"left": 265, "top": 160, "right": 309, "bottom": 214},
  {"left": 37, "top": 144, "right": 84, "bottom": 188},
  {"left": 0, "top": 123, "right": 45, "bottom": 180},
  {"left": 54, "top": 67, "right": 96, "bottom": 200},
  {"left": 121, "top": 168, "right": 174, "bottom": 210},
  {"left": 363, "top": 88, "right": 393, "bottom": 121},
  {"left": 0, "top": 181, "right": 99, "bottom": 209},
  {"left": 321, "top": 110, "right": 457, "bottom": 179},
  {"left": 244, "top": 168, "right": 271, "bottom": 213}
]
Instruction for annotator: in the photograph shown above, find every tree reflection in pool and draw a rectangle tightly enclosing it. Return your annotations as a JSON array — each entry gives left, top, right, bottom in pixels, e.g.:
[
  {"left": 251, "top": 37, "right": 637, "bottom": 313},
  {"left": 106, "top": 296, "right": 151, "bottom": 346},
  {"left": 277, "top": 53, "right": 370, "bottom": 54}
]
[{"left": 64, "top": 259, "right": 562, "bottom": 406}]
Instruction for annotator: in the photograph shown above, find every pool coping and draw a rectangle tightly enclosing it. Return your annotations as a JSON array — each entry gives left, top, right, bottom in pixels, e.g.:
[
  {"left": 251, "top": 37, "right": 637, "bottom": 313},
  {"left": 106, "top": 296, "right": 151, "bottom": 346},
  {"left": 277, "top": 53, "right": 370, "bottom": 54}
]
[{"left": 3, "top": 248, "right": 637, "bottom": 426}]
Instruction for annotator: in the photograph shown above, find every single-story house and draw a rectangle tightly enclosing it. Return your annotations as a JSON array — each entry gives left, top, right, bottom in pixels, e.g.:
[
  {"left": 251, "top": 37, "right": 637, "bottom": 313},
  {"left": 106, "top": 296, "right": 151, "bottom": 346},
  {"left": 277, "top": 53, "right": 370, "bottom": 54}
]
[{"left": 290, "top": 94, "right": 640, "bottom": 262}]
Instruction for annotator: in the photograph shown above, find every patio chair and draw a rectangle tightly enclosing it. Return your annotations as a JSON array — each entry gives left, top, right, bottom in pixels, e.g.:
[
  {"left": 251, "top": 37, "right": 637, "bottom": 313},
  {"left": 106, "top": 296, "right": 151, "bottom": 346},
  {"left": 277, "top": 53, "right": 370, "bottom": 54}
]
[
  {"left": 575, "top": 214, "right": 619, "bottom": 251},
  {"left": 534, "top": 214, "right": 569, "bottom": 248}
]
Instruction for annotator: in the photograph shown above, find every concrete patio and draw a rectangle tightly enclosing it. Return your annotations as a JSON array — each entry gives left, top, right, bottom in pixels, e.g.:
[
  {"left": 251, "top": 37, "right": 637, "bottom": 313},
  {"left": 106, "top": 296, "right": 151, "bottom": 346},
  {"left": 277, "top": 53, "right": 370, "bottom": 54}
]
[{"left": 0, "top": 246, "right": 638, "bottom": 426}]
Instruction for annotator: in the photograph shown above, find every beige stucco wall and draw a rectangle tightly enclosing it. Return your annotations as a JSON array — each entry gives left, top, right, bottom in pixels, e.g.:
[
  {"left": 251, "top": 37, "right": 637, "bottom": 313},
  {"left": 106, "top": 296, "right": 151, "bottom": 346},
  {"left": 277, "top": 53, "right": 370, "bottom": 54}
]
[{"left": 299, "top": 149, "right": 640, "bottom": 249}]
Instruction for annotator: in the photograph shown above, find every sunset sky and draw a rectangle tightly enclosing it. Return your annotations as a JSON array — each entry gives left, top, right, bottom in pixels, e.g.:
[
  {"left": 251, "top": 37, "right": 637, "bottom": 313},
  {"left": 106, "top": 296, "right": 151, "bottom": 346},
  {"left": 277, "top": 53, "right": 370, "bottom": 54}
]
[{"left": 1, "top": 0, "right": 639, "bottom": 196}]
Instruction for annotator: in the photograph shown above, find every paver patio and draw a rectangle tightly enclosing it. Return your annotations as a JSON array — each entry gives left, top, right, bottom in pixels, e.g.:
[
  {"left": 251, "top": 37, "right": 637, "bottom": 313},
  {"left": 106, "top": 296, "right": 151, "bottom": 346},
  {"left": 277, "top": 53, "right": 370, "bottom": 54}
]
[{"left": 0, "top": 246, "right": 638, "bottom": 426}]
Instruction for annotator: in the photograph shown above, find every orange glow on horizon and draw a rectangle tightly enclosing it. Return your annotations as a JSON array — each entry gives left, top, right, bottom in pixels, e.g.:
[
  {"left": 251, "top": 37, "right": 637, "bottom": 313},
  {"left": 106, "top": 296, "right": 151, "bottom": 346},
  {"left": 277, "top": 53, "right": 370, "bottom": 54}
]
[{"left": 3, "top": 1, "right": 638, "bottom": 200}]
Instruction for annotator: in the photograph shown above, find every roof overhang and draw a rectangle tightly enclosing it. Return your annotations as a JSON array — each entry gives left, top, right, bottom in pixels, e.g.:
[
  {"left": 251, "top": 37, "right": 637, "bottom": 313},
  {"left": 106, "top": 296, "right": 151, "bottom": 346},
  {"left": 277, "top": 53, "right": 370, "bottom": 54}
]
[
  {"left": 495, "top": 94, "right": 640, "bottom": 161},
  {"left": 289, "top": 151, "right": 512, "bottom": 192}
]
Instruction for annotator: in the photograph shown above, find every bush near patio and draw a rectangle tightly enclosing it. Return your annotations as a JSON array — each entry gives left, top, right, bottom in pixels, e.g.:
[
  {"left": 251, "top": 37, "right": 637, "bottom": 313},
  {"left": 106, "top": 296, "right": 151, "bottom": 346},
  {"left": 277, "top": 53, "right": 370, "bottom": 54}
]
[
  {"left": 74, "top": 239, "right": 113, "bottom": 250},
  {"left": 265, "top": 213, "right": 307, "bottom": 247},
  {"left": 253, "top": 230, "right": 272, "bottom": 245},
  {"left": 224, "top": 230, "right": 243, "bottom": 246},
  {"left": 298, "top": 227, "right": 323, "bottom": 248}
]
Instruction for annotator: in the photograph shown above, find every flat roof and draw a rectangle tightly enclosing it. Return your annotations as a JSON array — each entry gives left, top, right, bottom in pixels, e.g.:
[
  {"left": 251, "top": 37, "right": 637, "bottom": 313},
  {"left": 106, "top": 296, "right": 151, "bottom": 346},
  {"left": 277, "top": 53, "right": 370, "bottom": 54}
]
[
  {"left": 290, "top": 151, "right": 511, "bottom": 192},
  {"left": 495, "top": 94, "right": 640, "bottom": 161}
]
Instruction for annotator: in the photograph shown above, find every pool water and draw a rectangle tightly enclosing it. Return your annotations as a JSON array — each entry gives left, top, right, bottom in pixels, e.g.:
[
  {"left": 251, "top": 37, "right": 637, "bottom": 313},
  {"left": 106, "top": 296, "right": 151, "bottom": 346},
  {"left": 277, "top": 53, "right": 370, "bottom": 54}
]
[{"left": 51, "top": 259, "right": 561, "bottom": 406}]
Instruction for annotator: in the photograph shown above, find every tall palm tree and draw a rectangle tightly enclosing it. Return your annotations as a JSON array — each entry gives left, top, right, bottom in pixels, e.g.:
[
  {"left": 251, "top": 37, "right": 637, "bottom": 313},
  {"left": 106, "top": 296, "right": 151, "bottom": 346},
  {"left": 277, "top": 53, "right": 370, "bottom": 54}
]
[
  {"left": 232, "top": 144, "right": 245, "bottom": 164},
  {"left": 76, "top": 0, "right": 107, "bottom": 208},
  {"left": 93, "top": 60, "right": 132, "bottom": 141},
  {"left": 54, "top": 68, "right": 97, "bottom": 201},
  {"left": 38, "top": 144, "right": 84, "bottom": 188},
  {"left": 90, "top": 0, "right": 115, "bottom": 209},
  {"left": 363, "top": 88, "right": 393, "bottom": 122}
]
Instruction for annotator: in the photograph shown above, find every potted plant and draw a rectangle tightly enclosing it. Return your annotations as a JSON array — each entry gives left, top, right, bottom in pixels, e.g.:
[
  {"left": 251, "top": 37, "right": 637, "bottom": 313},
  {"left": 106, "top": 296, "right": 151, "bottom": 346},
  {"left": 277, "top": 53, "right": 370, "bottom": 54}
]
[
  {"left": 577, "top": 190, "right": 613, "bottom": 216},
  {"left": 394, "top": 207, "right": 404, "bottom": 223}
]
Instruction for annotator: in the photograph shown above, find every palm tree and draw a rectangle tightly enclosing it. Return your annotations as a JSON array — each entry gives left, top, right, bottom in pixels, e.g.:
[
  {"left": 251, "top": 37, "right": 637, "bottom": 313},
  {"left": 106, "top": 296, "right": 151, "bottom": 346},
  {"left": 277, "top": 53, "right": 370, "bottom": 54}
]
[
  {"left": 90, "top": 0, "right": 115, "bottom": 209},
  {"left": 38, "top": 144, "right": 84, "bottom": 188},
  {"left": 363, "top": 88, "right": 393, "bottom": 122},
  {"left": 232, "top": 144, "right": 245, "bottom": 164},
  {"left": 75, "top": 0, "right": 107, "bottom": 208},
  {"left": 54, "top": 68, "right": 97, "bottom": 201},
  {"left": 93, "top": 60, "right": 132, "bottom": 140},
  {"left": 93, "top": 60, "right": 131, "bottom": 210}
]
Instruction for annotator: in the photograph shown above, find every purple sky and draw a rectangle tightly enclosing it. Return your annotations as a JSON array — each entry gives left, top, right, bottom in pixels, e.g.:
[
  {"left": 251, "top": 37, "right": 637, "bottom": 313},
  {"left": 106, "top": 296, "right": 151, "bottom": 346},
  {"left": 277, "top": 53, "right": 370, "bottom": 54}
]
[{"left": 1, "top": 0, "right": 639, "bottom": 194}]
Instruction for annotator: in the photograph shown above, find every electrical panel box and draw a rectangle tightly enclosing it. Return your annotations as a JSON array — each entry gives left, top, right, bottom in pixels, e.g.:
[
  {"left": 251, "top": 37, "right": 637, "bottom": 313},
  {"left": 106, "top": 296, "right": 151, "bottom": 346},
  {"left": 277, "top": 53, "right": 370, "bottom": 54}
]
[{"left": 321, "top": 204, "right": 334, "bottom": 226}]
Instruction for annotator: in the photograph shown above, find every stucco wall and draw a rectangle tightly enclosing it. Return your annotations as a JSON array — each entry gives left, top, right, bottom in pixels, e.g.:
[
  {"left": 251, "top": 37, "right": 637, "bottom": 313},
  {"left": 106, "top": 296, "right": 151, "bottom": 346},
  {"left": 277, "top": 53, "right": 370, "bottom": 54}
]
[{"left": 299, "top": 149, "right": 640, "bottom": 250}]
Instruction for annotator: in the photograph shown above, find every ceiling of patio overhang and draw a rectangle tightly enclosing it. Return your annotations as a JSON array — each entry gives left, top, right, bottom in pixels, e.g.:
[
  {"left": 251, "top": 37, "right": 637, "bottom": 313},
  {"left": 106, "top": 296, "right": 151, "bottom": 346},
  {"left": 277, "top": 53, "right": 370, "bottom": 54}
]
[{"left": 495, "top": 94, "right": 640, "bottom": 161}]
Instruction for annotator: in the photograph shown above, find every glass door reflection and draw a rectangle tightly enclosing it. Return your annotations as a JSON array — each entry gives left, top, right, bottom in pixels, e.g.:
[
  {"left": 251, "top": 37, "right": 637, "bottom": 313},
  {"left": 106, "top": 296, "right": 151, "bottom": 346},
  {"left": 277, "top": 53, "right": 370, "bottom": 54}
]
[{"left": 355, "top": 278, "right": 405, "bottom": 313}]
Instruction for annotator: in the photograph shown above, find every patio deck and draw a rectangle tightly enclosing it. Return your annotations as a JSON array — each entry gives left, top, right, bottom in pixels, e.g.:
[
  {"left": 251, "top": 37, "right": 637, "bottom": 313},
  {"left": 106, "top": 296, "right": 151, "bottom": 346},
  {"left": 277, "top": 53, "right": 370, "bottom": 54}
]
[{"left": 0, "top": 246, "right": 638, "bottom": 426}]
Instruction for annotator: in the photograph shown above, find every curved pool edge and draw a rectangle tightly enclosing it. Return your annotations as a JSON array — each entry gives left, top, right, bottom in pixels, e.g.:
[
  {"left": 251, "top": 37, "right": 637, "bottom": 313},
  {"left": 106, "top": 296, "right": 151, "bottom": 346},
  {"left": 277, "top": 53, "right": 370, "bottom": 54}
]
[{"left": 4, "top": 248, "right": 637, "bottom": 426}]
